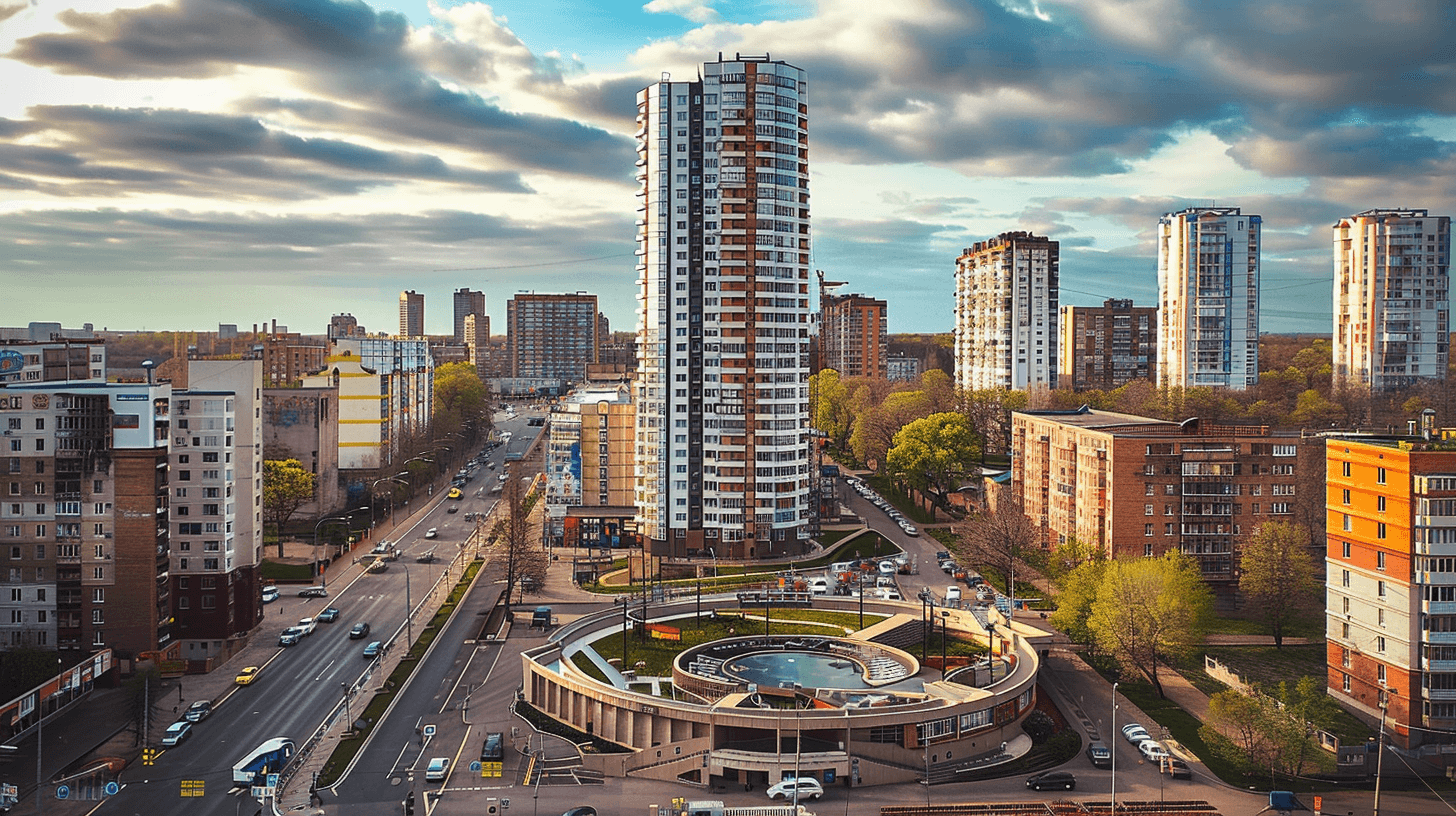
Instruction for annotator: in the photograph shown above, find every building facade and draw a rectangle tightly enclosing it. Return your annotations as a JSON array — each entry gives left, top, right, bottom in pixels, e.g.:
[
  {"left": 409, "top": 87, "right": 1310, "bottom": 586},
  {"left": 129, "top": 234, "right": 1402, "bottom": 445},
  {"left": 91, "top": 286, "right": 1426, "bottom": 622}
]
[
  {"left": 886, "top": 356, "right": 922, "bottom": 382},
  {"left": 453, "top": 288, "right": 487, "bottom": 343},
  {"left": 633, "top": 55, "right": 812, "bottom": 559},
  {"left": 1058, "top": 299, "right": 1157, "bottom": 391},
  {"left": 954, "top": 232, "right": 1058, "bottom": 392},
  {"left": 299, "top": 338, "right": 433, "bottom": 472},
  {"left": 544, "top": 385, "right": 636, "bottom": 544},
  {"left": 1333, "top": 209, "right": 1452, "bottom": 393},
  {"left": 262, "top": 387, "right": 341, "bottom": 517},
  {"left": 1324, "top": 433, "right": 1456, "bottom": 758},
  {"left": 248, "top": 331, "right": 326, "bottom": 389},
  {"left": 820, "top": 292, "right": 888, "bottom": 378},
  {"left": 0, "top": 337, "right": 106, "bottom": 385},
  {"left": 329, "top": 314, "right": 365, "bottom": 340},
  {"left": 399, "top": 290, "right": 425, "bottom": 338},
  {"left": 1012, "top": 407, "right": 1302, "bottom": 581},
  {"left": 506, "top": 293, "right": 600, "bottom": 383},
  {"left": 1157, "top": 207, "right": 1261, "bottom": 390}
]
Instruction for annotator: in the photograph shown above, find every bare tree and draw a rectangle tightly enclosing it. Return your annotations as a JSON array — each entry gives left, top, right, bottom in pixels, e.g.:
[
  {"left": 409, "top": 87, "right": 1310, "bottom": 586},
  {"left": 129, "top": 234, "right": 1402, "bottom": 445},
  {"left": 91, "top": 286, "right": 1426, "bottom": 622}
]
[
  {"left": 956, "top": 494, "right": 1045, "bottom": 607},
  {"left": 499, "top": 463, "right": 549, "bottom": 606}
]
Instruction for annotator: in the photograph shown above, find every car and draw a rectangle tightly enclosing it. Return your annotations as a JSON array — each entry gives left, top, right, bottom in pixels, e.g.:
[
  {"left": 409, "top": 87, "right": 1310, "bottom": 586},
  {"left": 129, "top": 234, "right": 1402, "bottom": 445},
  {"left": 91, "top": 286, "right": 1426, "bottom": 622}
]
[
  {"left": 349, "top": 622, "right": 371, "bottom": 639},
  {"left": 901, "top": 523, "right": 920, "bottom": 536},
  {"left": 559, "top": 808, "right": 598, "bottom": 816},
  {"left": 425, "top": 528, "right": 438, "bottom": 539},
  {"left": 317, "top": 607, "right": 340, "bottom": 623},
  {"left": 941, "top": 561, "right": 958, "bottom": 574},
  {"left": 945, "top": 585, "right": 962, "bottom": 602},
  {"left": 371, "top": 541, "right": 391, "bottom": 554},
  {"left": 362, "top": 640, "right": 382, "bottom": 658},
  {"left": 1121, "top": 723, "right": 1151, "bottom": 744},
  {"left": 296, "top": 617, "right": 317, "bottom": 636},
  {"left": 261, "top": 585, "right": 279, "bottom": 603},
  {"left": 425, "top": 757, "right": 450, "bottom": 781},
  {"left": 808, "top": 577, "right": 829, "bottom": 595},
  {"left": 447, "top": 505, "right": 459, "bottom": 514},
  {"left": 416, "top": 551, "right": 438, "bottom": 563},
  {"left": 877, "top": 560, "right": 897, "bottom": 575},
  {"left": 161, "top": 721, "right": 192, "bottom": 746},
  {"left": 766, "top": 776, "right": 823, "bottom": 802},
  {"left": 1160, "top": 757, "right": 1192, "bottom": 779},
  {"left": 183, "top": 700, "right": 212, "bottom": 722},
  {"left": 235, "top": 666, "right": 260, "bottom": 686},
  {"left": 298, "top": 586, "right": 328, "bottom": 598},
  {"left": 368, "top": 559, "right": 389, "bottom": 573},
  {"left": 278, "top": 628, "right": 302, "bottom": 646},
  {"left": 935, "top": 551, "right": 951, "bottom": 562},
  {"left": 1085, "top": 741, "right": 1112, "bottom": 768},
  {"left": 1138, "top": 740, "right": 1171, "bottom": 762},
  {"left": 1026, "top": 770, "right": 1076, "bottom": 791}
]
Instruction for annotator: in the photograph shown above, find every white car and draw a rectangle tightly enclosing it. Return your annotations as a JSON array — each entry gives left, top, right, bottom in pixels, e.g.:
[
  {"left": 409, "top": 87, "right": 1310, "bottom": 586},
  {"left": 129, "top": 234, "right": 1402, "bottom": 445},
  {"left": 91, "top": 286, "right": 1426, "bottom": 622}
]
[
  {"left": 161, "top": 721, "right": 192, "bottom": 746},
  {"left": 766, "top": 776, "right": 823, "bottom": 802},
  {"left": 425, "top": 528, "right": 438, "bottom": 539},
  {"left": 877, "top": 560, "right": 897, "bottom": 575},
  {"left": 808, "top": 577, "right": 829, "bottom": 595},
  {"left": 1139, "top": 740, "right": 1171, "bottom": 762},
  {"left": 1121, "top": 723, "right": 1151, "bottom": 745},
  {"left": 295, "top": 617, "right": 316, "bottom": 636},
  {"left": 945, "top": 586, "right": 962, "bottom": 603},
  {"left": 425, "top": 756, "right": 450, "bottom": 781}
]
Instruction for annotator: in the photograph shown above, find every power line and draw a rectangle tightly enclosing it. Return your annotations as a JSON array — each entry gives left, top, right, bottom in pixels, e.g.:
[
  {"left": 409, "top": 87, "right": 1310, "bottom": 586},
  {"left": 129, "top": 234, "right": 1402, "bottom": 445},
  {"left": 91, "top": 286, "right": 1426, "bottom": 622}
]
[{"left": 433, "top": 253, "right": 634, "bottom": 273}]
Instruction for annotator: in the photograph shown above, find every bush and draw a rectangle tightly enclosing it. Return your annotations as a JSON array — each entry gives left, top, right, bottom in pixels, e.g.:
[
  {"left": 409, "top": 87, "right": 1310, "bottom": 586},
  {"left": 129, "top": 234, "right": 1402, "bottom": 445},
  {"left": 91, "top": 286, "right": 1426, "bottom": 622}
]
[
  {"left": 1044, "top": 729, "right": 1081, "bottom": 763},
  {"left": 1021, "top": 709, "right": 1056, "bottom": 744}
]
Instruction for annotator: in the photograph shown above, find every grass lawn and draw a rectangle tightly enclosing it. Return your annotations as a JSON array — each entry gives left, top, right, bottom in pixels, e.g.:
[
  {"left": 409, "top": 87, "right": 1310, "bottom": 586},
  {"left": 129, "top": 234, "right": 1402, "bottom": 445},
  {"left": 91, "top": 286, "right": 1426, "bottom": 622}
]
[
  {"left": 1204, "top": 614, "right": 1323, "bottom": 640},
  {"left": 1200, "top": 644, "right": 1373, "bottom": 744}
]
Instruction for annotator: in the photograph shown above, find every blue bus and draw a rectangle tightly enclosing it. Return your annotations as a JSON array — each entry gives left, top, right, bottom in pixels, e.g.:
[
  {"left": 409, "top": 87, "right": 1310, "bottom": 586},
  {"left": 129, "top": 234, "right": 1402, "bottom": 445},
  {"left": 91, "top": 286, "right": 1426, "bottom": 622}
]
[{"left": 232, "top": 737, "right": 295, "bottom": 785}]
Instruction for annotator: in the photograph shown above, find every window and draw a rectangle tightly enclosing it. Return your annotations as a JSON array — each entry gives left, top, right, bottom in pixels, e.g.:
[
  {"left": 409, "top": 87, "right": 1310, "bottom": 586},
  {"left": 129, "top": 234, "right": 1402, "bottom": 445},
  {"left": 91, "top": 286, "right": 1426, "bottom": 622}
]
[
  {"left": 1378, "top": 551, "right": 1386, "bottom": 571},
  {"left": 1378, "top": 496, "right": 1386, "bottom": 512},
  {"left": 1342, "top": 673, "right": 1351, "bottom": 693},
  {"left": 1377, "top": 467, "right": 1387, "bottom": 484},
  {"left": 1145, "top": 483, "right": 1155, "bottom": 496},
  {"left": 1145, "top": 504, "right": 1154, "bottom": 516},
  {"left": 1343, "top": 514, "right": 1352, "bottom": 531},
  {"left": 1343, "top": 541, "right": 1351, "bottom": 558},
  {"left": 1341, "top": 648, "right": 1351, "bottom": 668},
  {"left": 1144, "top": 524, "right": 1153, "bottom": 536},
  {"left": 1378, "top": 522, "right": 1387, "bottom": 539},
  {"left": 92, "top": 588, "right": 104, "bottom": 603},
  {"left": 1378, "top": 580, "right": 1386, "bottom": 598},
  {"left": 1378, "top": 663, "right": 1387, "bottom": 683},
  {"left": 1379, "top": 608, "right": 1386, "bottom": 628},
  {"left": 1343, "top": 570, "right": 1351, "bottom": 587},
  {"left": 1342, "top": 462, "right": 1352, "bottom": 478},
  {"left": 1342, "top": 621, "right": 1350, "bottom": 639}
]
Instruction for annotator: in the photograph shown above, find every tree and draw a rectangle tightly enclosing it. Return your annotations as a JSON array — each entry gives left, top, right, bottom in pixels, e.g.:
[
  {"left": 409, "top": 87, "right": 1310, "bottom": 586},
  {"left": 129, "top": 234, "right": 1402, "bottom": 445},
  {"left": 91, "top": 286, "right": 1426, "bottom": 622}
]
[
  {"left": 262, "top": 458, "right": 316, "bottom": 557},
  {"left": 1049, "top": 557, "right": 1106, "bottom": 646},
  {"left": 849, "top": 388, "right": 933, "bottom": 469},
  {"left": 809, "top": 369, "right": 853, "bottom": 448},
  {"left": 432, "top": 362, "right": 491, "bottom": 441},
  {"left": 1239, "top": 521, "right": 1320, "bottom": 648},
  {"left": 959, "top": 388, "right": 1028, "bottom": 460},
  {"left": 1087, "top": 552, "right": 1212, "bottom": 697},
  {"left": 956, "top": 494, "right": 1044, "bottom": 603},
  {"left": 498, "top": 463, "right": 548, "bottom": 606},
  {"left": 884, "top": 412, "right": 980, "bottom": 515}
]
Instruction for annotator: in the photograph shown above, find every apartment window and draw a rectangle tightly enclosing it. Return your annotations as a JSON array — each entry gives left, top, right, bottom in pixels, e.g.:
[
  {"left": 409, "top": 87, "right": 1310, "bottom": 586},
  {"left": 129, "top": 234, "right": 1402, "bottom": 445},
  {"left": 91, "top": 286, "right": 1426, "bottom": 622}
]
[
  {"left": 91, "top": 609, "right": 104, "bottom": 624},
  {"left": 1343, "top": 570, "right": 1351, "bottom": 587},
  {"left": 92, "top": 588, "right": 104, "bottom": 603},
  {"left": 1145, "top": 504, "right": 1154, "bottom": 516},
  {"left": 1378, "top": 523, "right": 1387, "bottom": 540},
  {"left": 1342, "top": 462, "right": 1351, "bottom": 478},
  {"left": 1378, "top": 580, "right": 1386, "bottom": 598},
  {"left": 1342, "top": 673, "right": 1351, "bottom": 693},
  {"left": 1378, "top": 551, "right": 1386, "bottom": 571},
  {"left": 1342, "top": 621, "right": 1351, "bottom": 640},
  {"left": 1342, "top": 597, "right": 1350, "bottom": 614},
  {"left": 92, "top": 567, "right": 103, "bottom": 579},
  {"left": 1378, "top": 663, "right": 1387, "bottom": 683},
  {"left": 1144, "top": 524, "right": 1153, "bottom": 536},
  {"left": 1145, "top": 483, "right": 1155, "bottom": 496},
  {"left": 1341, "top": 647, "right": 1351, "bottom": 668},
  {"left": 1378, "top": 496, "right": 1387, "bottom": 512},
  {"left": 1379, "top": 608, "right": 1386, "bottom": 628},
  {"left": 1343, "top": 541, "right": 1351, "bottom": 558},
  {"left": 1343, "top": 514, "right": 1352, "bottom": 531},
  {"left": 1377, "top": 467, "right": 1387, "bottom": 485}
]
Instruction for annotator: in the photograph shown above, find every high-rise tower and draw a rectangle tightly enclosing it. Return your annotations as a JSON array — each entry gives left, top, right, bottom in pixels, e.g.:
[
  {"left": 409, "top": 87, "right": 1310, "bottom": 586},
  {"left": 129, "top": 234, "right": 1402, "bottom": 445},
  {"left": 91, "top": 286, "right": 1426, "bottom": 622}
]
[
  {"left": 953, "top": 232, "right": 1059, "bottom": 391},
  {"left": 1334, "top": 209, "right": 1451, "bottom": 392},
  {"left": 1156, "top": 207, "right": 1260, "bottom": 390},
  {"left": 399, "top": 290, "right": 425, "bottom": 337},
  {"left": 453, "top": 288, "right": 487, "bottom": 343},
  {"left": 634, "top": 55, "right": 812, "bottom": 559}
]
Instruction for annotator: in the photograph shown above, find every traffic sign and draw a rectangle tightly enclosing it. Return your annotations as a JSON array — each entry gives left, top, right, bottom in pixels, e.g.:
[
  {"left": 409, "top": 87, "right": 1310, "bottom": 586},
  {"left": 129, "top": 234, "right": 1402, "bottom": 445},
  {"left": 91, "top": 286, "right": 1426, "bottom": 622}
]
[
  {"left": 469, "top": 761, "right": 482, "bottom": 772},
  {"left": 104, "top": 782, "right": 120, "bottom": 796},
  {"left": 56, "top": 785, "right": 69, "bottom": 800},
  {"left": 422, "top": 724, "right": 436, "bottom": 738},
  {"left": 180, "top": 780, "right": 205, "bottom": 798}
]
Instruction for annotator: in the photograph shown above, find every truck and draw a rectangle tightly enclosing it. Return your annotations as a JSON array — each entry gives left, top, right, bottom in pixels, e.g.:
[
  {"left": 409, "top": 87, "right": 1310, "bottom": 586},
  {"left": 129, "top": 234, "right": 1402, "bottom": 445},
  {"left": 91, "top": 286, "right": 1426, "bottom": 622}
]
[
  {"left": 232, "top": 737, "right": 295, "bottom": 785},
  {"left": 672, "top": 801, "right": 814, "bottom": 816}
]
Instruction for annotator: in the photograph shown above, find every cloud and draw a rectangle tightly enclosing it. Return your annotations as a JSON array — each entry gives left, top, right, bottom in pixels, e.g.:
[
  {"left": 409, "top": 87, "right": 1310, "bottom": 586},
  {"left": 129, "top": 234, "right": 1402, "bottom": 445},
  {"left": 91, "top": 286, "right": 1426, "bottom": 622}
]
[{"left": 644, "top": 0, "right": 720, "bottom": 24}]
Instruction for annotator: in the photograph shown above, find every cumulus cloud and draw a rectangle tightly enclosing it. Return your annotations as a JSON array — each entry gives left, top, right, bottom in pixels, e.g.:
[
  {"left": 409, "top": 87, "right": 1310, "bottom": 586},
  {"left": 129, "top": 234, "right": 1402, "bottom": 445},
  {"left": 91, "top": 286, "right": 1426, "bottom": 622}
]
[{"left": 643, "top": 0, "right": 720, "bottom": 24}]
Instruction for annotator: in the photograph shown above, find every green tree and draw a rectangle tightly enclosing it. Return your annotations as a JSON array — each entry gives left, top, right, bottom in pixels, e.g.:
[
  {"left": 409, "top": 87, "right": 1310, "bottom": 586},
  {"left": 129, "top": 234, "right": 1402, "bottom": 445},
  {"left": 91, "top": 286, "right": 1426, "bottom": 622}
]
[
  {"left": 262, "top": 458, "right": 316, "bottom": 557},
  {"left": 432, "top": 362, "right": 491, "bottom": 442},
  {"left": 1239, "top": 521, "right": 1320, "bottom": 648},
  {"left": 1049, "top": 557, "right": 1106, "bottom": 645},
  {"left": 809, "top": 369, "right": 853, "bottom": 448},
  {"left": 849, "top": 388, "right": 932, "bottom": 470},
  {"left": 885, "top": 412, "right": 980, "bottom": 515},
  {"left": 1087, "top": 552, "right": 1212, "bottom": 697}
]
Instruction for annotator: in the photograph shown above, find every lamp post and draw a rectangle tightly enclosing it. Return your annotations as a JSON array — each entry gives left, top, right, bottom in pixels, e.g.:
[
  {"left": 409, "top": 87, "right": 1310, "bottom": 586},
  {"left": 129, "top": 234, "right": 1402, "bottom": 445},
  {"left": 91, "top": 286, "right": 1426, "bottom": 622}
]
[
  {"left": 940, "top": 611, "right": 949, "bottom": 680},
  {"left": 983, "top": 619, "right": 997, "bottom": 684},
  {"left": 403, "top": 563, "right": 414, "bottom": 646},
  {"left": 1111, "top": 681, "right": 1119, "bottom": 814},
  {"left": 615, "top": 596, "right": 630, "bottom": 670},
  {"left": 313, "top": 509, "right": 366, "bottom": 586},
  {"left": 372, "top": 474, "right": 409, "bottom": 529},
  {"left": 341, "top": 682, "right": 351, "bottom": 731}
]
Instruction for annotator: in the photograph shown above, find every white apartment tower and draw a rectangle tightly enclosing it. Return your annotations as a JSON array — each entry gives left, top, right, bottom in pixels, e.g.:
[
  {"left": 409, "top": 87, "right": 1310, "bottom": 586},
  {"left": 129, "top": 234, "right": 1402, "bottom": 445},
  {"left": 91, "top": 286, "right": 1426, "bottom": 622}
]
[
  {"left": 953, "top": 232, "right": 1059, "bottom": 391},
  {"left": 634, "top": 55, "right": 812, "bottom": 560},
  {"left": 1156, "top": 207, "right": 1261, "bottom": 390},
  {"left": 1333, "top": 209, "right": 1451, "bottom": 392}
]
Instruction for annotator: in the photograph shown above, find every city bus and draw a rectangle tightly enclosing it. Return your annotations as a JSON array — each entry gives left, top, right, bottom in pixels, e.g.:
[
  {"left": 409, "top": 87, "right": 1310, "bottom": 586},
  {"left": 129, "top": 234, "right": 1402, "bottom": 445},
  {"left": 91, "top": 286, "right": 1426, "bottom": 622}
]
[
  {"left": 232, "top": 736, "right": 295, "bottom": 785},
  {"left": 480, "top": 731, "right": 504, "bottom": 778}
]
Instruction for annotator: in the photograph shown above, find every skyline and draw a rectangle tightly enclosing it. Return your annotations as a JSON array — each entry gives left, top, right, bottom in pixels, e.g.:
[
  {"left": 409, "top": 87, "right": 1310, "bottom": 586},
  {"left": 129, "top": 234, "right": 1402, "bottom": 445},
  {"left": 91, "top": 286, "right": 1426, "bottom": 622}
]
[{"left": 3, "top": 0, "right": 1455, "bottom": 335}]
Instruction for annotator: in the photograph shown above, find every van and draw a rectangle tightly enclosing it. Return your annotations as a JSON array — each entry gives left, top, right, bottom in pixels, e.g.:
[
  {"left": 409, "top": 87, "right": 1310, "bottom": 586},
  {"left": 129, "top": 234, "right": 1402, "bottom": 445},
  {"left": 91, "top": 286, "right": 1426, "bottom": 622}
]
[
  {"left": 261, "top": 585, "right": 279, "bottom": 604},
  {"left": 532, "top": 606, "right": 553, "bottom": 629}
]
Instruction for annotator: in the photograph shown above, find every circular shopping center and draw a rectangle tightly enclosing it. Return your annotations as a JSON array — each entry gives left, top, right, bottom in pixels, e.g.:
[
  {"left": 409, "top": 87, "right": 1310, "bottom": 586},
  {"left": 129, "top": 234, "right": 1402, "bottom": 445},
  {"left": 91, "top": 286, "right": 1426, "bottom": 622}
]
[{"left": 520, "top": 593, "right": 1051, "bottom": 789}]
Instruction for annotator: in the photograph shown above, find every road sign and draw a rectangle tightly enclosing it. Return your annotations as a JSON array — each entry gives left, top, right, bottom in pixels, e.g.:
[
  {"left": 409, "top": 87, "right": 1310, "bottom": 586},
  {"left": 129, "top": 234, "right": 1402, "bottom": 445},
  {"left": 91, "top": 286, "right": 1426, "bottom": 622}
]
[
  {"left": 180, "top": 780, "right": 205, "bottom": 798},
  {"left": 422, "top": 724, "right": 436, "bottom": 737},
  {"left": 104, "top": 782, "right": 119, "bottom": 796},
  {"left": 56, "top": 785, "right": 69, "bottom": 800},
  {"left": 469, "top": 761, "right": 482, "bottom": 772}
]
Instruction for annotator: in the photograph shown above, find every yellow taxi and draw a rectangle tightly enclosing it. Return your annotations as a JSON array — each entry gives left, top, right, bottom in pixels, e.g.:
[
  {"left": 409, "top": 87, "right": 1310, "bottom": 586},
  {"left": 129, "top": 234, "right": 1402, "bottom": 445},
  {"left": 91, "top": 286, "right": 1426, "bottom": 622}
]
[{"left": 235, "top": 666, "right": 260, "bottom": 686}]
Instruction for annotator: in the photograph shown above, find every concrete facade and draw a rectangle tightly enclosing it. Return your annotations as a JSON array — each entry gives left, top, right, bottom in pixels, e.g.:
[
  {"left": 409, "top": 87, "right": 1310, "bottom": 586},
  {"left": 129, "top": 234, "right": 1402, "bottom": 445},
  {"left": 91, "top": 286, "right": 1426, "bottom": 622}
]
[
  {"left": 954, "top": 232, "right": 1058, "bottom": 392},
  {"left": 1156, "top": 207, "right": 1260, "bottom": 390}
]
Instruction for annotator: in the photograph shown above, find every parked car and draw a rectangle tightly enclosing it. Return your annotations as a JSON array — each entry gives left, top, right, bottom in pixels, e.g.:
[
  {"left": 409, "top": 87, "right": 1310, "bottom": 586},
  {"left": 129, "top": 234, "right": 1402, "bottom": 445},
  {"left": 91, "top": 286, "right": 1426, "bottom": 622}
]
[
  {"left": 1160, "top": 757, "right": 1192, "bottom": 779},
  {"left": 766, "top": 776, "right": 823, "bottom": 802},
  {"left": 371, "top": 541, "right": 391, "bottom": 554},
  {"left": 235, "top": 666, "right": 260, "bottom": 686},
  {"left": 560, "top": 808, "right": 597, "bottom": 816},
  {"left": 945, "top": 586, "right": 962, "bottom": 603},
  {"left": 808, "top": 577, "right": 829, "bottom": 595},
  {"left": 425, "top": 757, "right": 450, "bottom": 781},
  {"left": 298, "top": 586, "right": 328, "bottom": 598},
  {"left": 295, "top": 617, "right": 317, "bottom": 636},
  {"left": 425, "top": 528, "right": 438, "bottom": 539},
  {"left": 183, "top": 700, "right": 212, "bottom": 723},
  {"left": 317, "top": 607, "right": 341, "bottom": 623},
  {"left": 1026, "top": 770, "right": 1076, "bottom": 791},
  {"left": 161, "top": 721, "right": 192, "bottom": 746},
  {"left": 1138, "top": 740, "right": 1171, "bottom": 762},
  {"left": 278, "top": 628, "right": 303, "bottom": 647},
  {"left": 1121, "top": 723, "right": 1151, "bottom": 744},
  {"left": 901, "top": 523, "right": 920, "bottom": 536},
  {"left": 1085, "top": 741, "right": 1112, "bottom": 768},
  {"left": 362, "top": 641, "right": 382, "bottom": 658},
  {"left": 349, "top": 622, "right": 371, "bottom": 640},
  {"left": 877, "top": 560, "right": 897, "bottom": 575}
]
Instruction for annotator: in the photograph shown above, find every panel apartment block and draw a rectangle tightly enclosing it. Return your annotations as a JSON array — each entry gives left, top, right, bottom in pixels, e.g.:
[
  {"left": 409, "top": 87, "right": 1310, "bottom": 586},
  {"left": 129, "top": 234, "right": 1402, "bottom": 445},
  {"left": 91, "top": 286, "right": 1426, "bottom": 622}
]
[
  {"left": 1334, "top": 209, "right": 1451, "bottom": 392},
  {"left": 1157, "top": 207, "right": 1260, "bottom": 390},
  {"left": 820, "top": 292, "right": 887, "bottom": 378},
  {"left": 1324, "top": 434, "right": 1456, "bottom": 759},
  {"left": 453, "top": 288, "right": 487, "bottom": 343},
  {"left": 1013, "top": 407, "right": 1301, "bottom": 581},
  {"left": 954, "top": 232, "right": 1058, "bottom": 391},
  {"left": 1058, "top": 299, "right": 1157, "bottom": 390},
  {"left": 506, "top": 293, "right": 600, "bottom": 382},
  {"left": 399, "top": 290, "right": 424, "bottom": 337},
  {"left": 634, "top": 55, "right": 812, "bottom": 559}
]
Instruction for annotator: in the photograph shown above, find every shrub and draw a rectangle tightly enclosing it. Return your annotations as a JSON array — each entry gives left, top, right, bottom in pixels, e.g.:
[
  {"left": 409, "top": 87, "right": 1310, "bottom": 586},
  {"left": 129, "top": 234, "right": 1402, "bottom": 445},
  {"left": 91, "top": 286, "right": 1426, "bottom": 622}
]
[{"left": 1021, "top": 709, "right": 1056, "bottom": 744}]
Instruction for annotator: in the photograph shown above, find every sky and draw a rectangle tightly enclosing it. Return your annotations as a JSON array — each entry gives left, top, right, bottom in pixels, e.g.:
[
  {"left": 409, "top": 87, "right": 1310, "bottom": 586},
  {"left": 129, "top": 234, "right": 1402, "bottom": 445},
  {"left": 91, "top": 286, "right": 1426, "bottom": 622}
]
[{"left": 2, "top": 0, "right": 1455, "bottom": 337}]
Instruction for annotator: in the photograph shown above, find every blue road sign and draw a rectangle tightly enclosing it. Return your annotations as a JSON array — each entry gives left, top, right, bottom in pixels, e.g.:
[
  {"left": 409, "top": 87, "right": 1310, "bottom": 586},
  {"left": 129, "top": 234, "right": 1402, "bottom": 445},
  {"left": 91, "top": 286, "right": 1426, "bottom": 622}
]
[
  {"left": 56, "top": 785, "right": 69, "bottom": 800},
  {"left": 104, "top": 782, "right": 120, "bottom": 796}
]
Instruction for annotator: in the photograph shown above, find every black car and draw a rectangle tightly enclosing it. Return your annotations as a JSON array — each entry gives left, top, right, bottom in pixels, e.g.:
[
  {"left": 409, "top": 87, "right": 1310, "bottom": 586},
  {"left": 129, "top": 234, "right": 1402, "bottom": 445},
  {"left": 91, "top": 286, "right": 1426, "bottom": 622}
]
[
  {"left": 298, "top": 586, "right": 328, "bottom": 598},
  {"left": 349, "top": 622, "right": 371, "bottom": 640},
  {"left": 1026, "top": 770, "right": 1076, "bottom": 791},
  {"left": 317, "top": 607, "right": 341, "bottom": 623},
  {"left": 183, "top": 700, "right": 212, "bottom": 722}
]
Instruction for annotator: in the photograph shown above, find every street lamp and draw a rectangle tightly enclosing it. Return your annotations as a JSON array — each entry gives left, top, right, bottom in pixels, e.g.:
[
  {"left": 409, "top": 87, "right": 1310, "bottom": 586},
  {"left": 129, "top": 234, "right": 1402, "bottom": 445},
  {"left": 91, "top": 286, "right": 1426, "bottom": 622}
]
[
  {"left": 614, "top": 596, "right": 630, "bottom": 671},
  {"left": 1111, "top": 681, "right": 1119, "bottom": 814},
  {"left": 372, "top": 474, "right": 410, "bottom": 527},
  {"left": 341, "top": 682, "right": 351, "bottom": 731},
  {"left": 982, "top": 619, "right": 997, "bottom": 684},
  {"left": 313, "top": 509, "right": 366, "bottom": 586},
  {"left": 940, "top": 611, "right": 949, "bottom": 680}
]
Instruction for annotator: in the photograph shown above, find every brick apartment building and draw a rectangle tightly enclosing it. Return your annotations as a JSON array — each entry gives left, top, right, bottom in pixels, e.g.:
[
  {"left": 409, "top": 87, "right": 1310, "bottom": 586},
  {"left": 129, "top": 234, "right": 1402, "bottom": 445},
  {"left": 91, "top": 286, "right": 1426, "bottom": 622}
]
[
  {"left": 820, "top": 291, "right": 888, "bottom": 379},
  {"left": 544, "top": 384, "right": 636, "bottom": 546},
  {"left": 1325, "top": 431, "right": 1456, "bottom": 759},
  {"left": 1057, "top": 298, "right": 1157, "bottom": 390},
  {"left": 1012, "top": 407, "right": 1302, "bottom": 581}
]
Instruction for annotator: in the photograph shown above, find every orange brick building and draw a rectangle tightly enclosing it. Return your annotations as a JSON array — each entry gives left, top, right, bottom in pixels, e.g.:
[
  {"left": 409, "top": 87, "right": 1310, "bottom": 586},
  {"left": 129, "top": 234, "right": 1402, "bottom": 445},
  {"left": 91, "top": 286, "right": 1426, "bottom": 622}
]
[{"left": 1326, "top": 434, "right": 1456, "bottom": 757}]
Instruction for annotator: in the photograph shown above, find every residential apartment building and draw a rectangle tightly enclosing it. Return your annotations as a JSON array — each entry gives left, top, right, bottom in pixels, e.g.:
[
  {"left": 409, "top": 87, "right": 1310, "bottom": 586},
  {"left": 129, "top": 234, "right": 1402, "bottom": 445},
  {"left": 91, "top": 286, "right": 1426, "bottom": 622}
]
[
  {"left": 544, "top": 385, "right": 636, "bottom": 544},
  {"left": 299, "top": 338, "right": 433, "bottom": 472},
  {"left": 633, "top": 55, "right": 812, "bottom": 559},
  {"left": 1012, "top": 407, "right": 1302, "bottom": 581},
  {"left": 820, "top": 291, "right": 888, "bottom": 378},
  {"left": 1058, "top": 299, "right": 1157, "bottom": 390},
  {"left": 453, "top": 288, "right": 487, "bottom": 343},
  {"left": 886, "top": 356, "right": 921, "bottom": 382},
  {"left": 399, "top": 290, "right": 425, "bottom": 337},
  {"left": 0, "top": 337, "right": 106, "bottom": 385},
  {"left": 1333, "top": 209, "right": 1452, "bottom": 392},
  {"left": 329, "top": 313, "right": 365, "bottom": 340},
  {"left": 249, "top": 331, "right": 326, "bottom": 388},
  {"left": 262, "top": 386, "right": 340, "bottom": 517},
  {"left": 0, "top": 380, "right": 173, "bottom": 658},
  {"left": 463, "top": 314, "right": 490, "bottom": 380},
  {"left": 506, "top": 293, "right": 599, "bottom": 382},
  {"left": 954, "top": 232, "right": 1058, "bottom": 391},
  {"left": 1157, "top": 207, "right": 1261, "bottom": 390},
  {"left": 169, "top": 360, "right": 264, "bottom": 661},
  {"left": 1325, "top": 432, "right": 1456, "bottom": 758}
]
